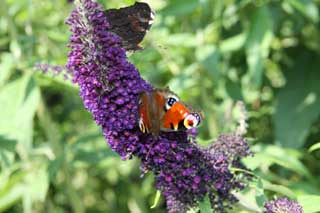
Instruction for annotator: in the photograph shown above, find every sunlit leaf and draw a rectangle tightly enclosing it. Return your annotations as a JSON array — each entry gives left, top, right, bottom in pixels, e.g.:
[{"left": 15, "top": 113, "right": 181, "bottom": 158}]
[
  {"left": 232, "top": 191, "right": 261, "bottom": 212},
  {"left": 0, "top": 185, "right": 24, "bottom": 212},
  {"left": 0, "top": 75, "right": 40, "bottom": 150},
  {"left": 198, "top": 195, "right": 212, "bottom": 213},
  {"left": 308, "top": 142, "right": 320, "bottom": 153},
  {"left": 24, "top": 164, "right": 49, "bottom": 203},
  {"left": 150, "top": 190, "right": 161, "bottom": 209},
  {"left": 0, "top": 171, "right": 26, "bottom": 212},
  {"left": 286, "top": 0, "right": 319, "bottom": 22},
  {"left": 9, "top": 40, "right": 21, "bottom": 60},
  {"left": 298, "top": 195, "right": 320, "bottom": 213},
  {"left": 0, "top": 53, "right": 14, "bottom": 87},
  {"left": 262, "top": 181, "right": 296, "bottom": 198},
  {"left": 187, "top": 208, "right": 199, "bottom": 213},
  {"left": 248, "top": 145, "right": 312, "bottom": 178},
  {"left": 220, "top": 33, "right": 246, "bottom": 53},
  {"left": 255, "top": 178, "right": 266, "bottom": 208}
]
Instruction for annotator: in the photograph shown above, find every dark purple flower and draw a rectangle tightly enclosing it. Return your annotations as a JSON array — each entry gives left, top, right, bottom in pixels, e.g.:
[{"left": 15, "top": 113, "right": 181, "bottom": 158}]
[
  {"left": 65, "top": 0, "right": 253, "bottom": 212},
  {"left": 208, "top": 134, "right": 253, "bottom": 161},
  {"left": 264, "top": 197, "right": 303, "bottom": 213}
]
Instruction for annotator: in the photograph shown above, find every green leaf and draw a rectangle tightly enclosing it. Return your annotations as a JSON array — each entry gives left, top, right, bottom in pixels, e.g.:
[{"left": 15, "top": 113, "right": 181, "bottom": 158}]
[
  {"left": 150, "top": 190, "right": 161, "bottom": 209},
  {"left": 166, "top": 33, "right": 197, "bottom": 47},
  {"left": 24, "top": 165, "right": 49, "bottom": 203},
  {"left": 47, "top": 156, "right": 64, "bottom": 181},
  {"left": 245, "top": 5, "right": 273, "bottom": 88},
  {"left": 9, "top": 40, "right": 22, "bottom": 60},
  {"left": 225, "top": 79, "right": 243, "bottom": 100},
  {"left": 286, "top": 0, "right": 319, "bottom": 22},
  {"left": 168, "top": 63, "right": 199, "bottom": 95},
  {"left": 255, "top": 178, "right": 266, "bottom": 208},
  {"left": 297, "top": 195, "right": 320, "bottom": 213},
  {"left": 0, "top": 135, "right": 16, "bottom": 167},
  {"left": 229, "top": 167, "right": 256, "bottom": 177},
  {"left": 0, "top": 135, "right": 17, "bottom": 152},
  {"left": 220, "top": 33, "right": 246, "bottom": 53},
  {"left": 308, "top": 142, "right": 320, "bottom": 153},
  {"left": 20, "top": 164, "right": 49, "bottom": 213},
  {"left": 232, "top": 191, "right": 261, "bottom": 212},
  {"left": 0, "top": 184, "right": 24, "bottom": 212},
  {"left": 0, "top": 170, "right": 26, "bottom": 212},
  {"left": 0, "top": 75, "right": 40, "bottom": 150},
  {"left": 187, "top": 208, "right": 199, "bottom": 213},
  {"left": 249, "top": 145, "right": 312, "bottom": 178},
  {"left": 0, "top": 53, "right": 15, "bottom": 88},
  {"left": 196, "top": 45, "right": 220, "bottom": 79},
  {"left": 73, "top": 149, "right": 116, "bottom": 164},
  {"left": 262, "top": 180, "right": 296, "bottom": 198},
  {"left": 0, "top": 150, "right": 15, "bottom": 169},
  {"left": 160, "top": 0, "right": 199, "bottom": 16},
  {"left": 198, "top": 195, "right": 212, "bottom": 213},
  {"left": 289, "top": 181, "right": 320, "bottom": 195},
  {"left": 34, "top": 71, "right": 77, "bottom": 90},
  {"left": 274, "top": 55, "right": 320, "bottom": 148}
]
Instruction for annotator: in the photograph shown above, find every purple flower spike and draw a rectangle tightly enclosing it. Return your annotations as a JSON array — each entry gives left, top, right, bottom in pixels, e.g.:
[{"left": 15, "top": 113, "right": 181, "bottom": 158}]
[
  {"left": 66, "top": 0, "right": 151, "bottom": 157},
  {"left": 66, "top": 0, "right": 253, "bottom": 212},
  {"left": 264, "top": 197, "right": 303, "bottom": 213},
  {"left": 209, "top": 134, "right": 253, "bottom": 161}
]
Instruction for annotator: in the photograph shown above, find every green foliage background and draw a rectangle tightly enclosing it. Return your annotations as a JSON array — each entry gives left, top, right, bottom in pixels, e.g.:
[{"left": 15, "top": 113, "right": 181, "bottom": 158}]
[{"left": 0, "top": 0, "right": 320, "bottom": 212}]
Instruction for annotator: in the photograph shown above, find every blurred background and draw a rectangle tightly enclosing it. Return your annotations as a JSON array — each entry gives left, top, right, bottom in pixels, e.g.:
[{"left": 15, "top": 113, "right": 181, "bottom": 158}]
[{"left": 0, "top": 0, "right": 320, "bottom": 212}]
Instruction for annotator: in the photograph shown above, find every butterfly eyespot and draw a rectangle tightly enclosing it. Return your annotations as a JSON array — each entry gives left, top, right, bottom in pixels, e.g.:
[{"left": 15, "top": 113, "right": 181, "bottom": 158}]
[
  {"left": 193, "top": 113, "right": 201, "bottom": 124},
  {"left": 183, "top": 113, "right": 201, "bottom": 129},
  {"left": 165, "top": 95, "right": 179, "bottom": 111}
]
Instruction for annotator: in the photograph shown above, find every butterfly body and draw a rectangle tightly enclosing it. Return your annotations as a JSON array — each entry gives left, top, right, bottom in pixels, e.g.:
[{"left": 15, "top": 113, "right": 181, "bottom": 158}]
[
  {"left": 105, "top": 2, "right": 154, "bottom": 51},
  {"left": 138, "top": 88, "right": 202, "bottom": 136}
]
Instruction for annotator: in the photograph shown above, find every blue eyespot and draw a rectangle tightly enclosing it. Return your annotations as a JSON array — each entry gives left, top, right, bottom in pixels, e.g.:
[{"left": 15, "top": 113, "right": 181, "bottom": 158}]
[{"left": 165, "top": 95, "right": 179, "bottom": 111}]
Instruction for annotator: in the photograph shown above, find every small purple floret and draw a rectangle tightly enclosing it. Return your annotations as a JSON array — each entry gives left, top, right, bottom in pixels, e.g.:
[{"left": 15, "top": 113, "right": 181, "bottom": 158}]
[{"left": 264, "top": 197, "right": 303, "bottom": 213}]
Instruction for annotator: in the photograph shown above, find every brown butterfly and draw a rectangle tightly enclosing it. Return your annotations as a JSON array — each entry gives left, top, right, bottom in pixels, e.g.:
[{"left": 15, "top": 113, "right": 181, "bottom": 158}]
[{"left": 105, "top": 2, "right": 155, "bottom": 51}]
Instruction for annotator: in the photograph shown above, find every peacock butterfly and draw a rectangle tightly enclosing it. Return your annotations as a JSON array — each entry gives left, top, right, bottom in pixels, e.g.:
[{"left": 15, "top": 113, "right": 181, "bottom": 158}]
[
  {"left": 138, "top": 88, "right": 203, "bottom": 136},
  {"left": 105, "top": 2, "right": 154, "bottom": 51}
]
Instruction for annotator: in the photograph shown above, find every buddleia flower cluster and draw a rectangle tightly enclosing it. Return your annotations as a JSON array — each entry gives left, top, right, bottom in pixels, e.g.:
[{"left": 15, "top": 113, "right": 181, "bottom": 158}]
[
  {"left": 65, "top": 0, "right": 253, "bottom": 212},
  {"left": 264, "top": 197, "right": 303, "bottom": 213}
]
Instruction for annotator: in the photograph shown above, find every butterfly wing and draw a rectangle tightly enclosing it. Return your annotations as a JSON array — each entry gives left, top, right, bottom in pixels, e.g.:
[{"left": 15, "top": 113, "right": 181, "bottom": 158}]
[
  {"left": 138, "top": 92, "right": 152, "bottom": 134},
  {"left": 105, "top": 2, "right": 154, "bottom": 51},
  {"left": 149, "top": 90, "right": 167, "bottom": 136},
  {"left": 161, "top": 102, "right": 189, "bottom": 131},
  {"left": 138, "top": 90, "right": 167, "bottom": 136}
]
